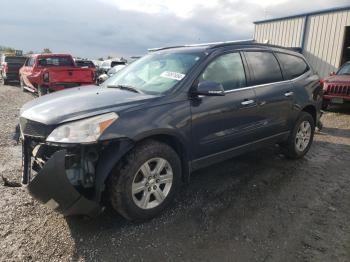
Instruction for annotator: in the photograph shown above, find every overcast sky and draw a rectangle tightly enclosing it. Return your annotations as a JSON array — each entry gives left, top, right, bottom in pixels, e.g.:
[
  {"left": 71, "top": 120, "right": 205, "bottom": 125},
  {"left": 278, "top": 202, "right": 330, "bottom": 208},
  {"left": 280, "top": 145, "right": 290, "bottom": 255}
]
[{"left": 0, "top": 0, "right": 349, "bottom": 58}]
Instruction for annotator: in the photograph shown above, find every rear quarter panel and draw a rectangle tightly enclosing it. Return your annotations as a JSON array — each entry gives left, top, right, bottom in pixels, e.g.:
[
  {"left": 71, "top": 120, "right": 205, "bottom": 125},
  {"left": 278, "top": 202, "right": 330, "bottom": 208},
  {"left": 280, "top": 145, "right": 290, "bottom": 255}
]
[{"left": 290, "top": 71, "right": 322, "bottom": 124}]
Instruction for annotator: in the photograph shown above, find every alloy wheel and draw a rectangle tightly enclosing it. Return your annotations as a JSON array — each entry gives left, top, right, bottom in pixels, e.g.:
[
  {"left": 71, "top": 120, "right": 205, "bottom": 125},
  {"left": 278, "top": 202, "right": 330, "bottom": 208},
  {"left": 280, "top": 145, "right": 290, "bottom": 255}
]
[
  {"left": 132, "top": 157, "right": 173, "bottom": 209},
  {"left": 295, "top": 120, "right": 311, "bottom": 152}
]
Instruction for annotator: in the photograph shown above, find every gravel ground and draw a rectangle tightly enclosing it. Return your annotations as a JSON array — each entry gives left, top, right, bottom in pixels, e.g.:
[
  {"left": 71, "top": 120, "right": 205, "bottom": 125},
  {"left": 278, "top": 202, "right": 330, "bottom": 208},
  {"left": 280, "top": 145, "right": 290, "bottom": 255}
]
[{"left": 1, "top": 84, "right": 350, "bottom": 262}]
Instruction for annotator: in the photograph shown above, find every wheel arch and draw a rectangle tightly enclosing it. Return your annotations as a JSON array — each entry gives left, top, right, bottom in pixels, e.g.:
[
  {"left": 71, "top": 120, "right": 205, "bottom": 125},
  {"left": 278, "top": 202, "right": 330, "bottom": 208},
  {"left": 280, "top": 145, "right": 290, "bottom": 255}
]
[
  {"left": 134, "top": 132, "right": 191, "bottom": 184},
  {"left": 301, "top": 104, "right": 316, "bottom": 125}
]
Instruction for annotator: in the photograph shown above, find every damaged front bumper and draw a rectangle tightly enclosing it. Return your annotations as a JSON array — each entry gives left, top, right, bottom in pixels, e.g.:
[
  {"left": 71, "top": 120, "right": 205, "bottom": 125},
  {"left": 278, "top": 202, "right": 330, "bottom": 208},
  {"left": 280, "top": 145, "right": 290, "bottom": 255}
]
[
  {"left": 21, "top": 135, "right": 104, "bottom": 217},
  {"left": 26, "top": 149, "right": 101, "bottom": 216}
]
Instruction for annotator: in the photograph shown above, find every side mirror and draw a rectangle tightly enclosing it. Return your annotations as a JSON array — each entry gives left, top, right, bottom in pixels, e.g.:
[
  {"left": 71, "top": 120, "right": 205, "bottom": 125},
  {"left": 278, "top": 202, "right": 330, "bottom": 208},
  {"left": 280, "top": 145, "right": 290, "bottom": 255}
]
[
  {"left": 193, "top": 81, "right": 225, "bottom": 96},
  {"left": 330, "top": 71, "right": 336, "bottom": 76}
]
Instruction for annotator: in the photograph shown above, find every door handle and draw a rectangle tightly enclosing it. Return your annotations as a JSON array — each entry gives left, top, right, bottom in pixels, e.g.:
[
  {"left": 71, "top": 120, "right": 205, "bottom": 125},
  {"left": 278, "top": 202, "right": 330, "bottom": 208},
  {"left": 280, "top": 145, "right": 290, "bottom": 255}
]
[
  {"left": 284, "top": 91, "right": 294, "bottom": 97},
  {"left": 241, "top": 99, "right": 255, "bottom": 106}
]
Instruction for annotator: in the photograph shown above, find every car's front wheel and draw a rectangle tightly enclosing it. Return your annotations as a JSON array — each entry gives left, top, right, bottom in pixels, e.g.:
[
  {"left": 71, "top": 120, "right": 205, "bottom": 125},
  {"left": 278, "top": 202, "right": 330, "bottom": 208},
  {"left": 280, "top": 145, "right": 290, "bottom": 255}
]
[
  {"left": 20, "top": 77, "right": 26, "bottom": 92},
  {"left": 38, "top": 85, "right": 47, "bottom": 96},
  {"left": 282, "top": 111, "right": 315, "bottom": 159},
  {"left": 108, "top": 140, "right": 181, "bottom": 221}
]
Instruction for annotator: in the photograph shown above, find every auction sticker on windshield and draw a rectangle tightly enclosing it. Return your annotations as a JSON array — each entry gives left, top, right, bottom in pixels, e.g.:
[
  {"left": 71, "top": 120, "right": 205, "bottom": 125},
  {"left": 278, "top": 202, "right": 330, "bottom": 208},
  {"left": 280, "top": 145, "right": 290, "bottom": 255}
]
[{"left": 160, "top": 71, "right": 185, "bottom": 81}]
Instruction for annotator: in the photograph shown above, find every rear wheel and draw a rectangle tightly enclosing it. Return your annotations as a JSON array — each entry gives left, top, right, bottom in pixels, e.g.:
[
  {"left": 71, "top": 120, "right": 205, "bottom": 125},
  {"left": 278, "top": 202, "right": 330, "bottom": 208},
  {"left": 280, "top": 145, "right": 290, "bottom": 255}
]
[
  {"left": 108, "top": 140, "right": 181, "bottom": 221},
  {"left": 38, "top": 85, "right": 47, "bottom": 96},
  {"left": 282, "top": 112, "right": 315, "bottom": 159}
]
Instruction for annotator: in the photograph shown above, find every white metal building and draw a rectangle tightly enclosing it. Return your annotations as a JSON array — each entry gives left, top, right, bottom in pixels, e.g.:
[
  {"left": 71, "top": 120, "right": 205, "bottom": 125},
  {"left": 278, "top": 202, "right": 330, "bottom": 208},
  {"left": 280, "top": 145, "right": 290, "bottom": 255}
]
[{"left": 254, "top": 6, "right": 350, "bottom": 78}]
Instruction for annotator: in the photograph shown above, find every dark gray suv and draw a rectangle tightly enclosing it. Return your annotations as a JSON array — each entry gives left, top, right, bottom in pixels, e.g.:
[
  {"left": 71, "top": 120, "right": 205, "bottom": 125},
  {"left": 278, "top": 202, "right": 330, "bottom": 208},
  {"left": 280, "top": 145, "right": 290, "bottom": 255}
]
[{"left": 19, "top": 41, "right": 322, "bottom": 221}]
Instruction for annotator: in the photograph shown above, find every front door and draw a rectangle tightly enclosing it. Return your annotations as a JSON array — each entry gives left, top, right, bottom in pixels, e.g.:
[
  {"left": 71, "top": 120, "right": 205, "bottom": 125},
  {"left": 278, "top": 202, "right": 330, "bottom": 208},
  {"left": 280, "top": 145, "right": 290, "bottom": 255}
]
[{"left": 190, "top": 52, "right": 259, "bottom": 161}]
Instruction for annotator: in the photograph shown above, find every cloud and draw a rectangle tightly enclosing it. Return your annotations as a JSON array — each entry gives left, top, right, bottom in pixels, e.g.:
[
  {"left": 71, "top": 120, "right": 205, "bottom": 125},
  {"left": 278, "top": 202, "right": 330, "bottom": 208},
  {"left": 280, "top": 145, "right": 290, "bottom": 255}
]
[{"left": 0, "top": 0, "right": 348, "bottom": 58}]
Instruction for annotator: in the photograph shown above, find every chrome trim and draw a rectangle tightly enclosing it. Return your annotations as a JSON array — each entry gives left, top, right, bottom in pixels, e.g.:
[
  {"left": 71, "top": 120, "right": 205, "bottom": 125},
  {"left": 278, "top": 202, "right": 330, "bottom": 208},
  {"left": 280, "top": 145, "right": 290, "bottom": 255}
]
[
  {"left": 241, "top": 99, "right": 255, "bottom": 105},
  {"left": 224, "top": 70, "right": 311, "bottom": 94}
]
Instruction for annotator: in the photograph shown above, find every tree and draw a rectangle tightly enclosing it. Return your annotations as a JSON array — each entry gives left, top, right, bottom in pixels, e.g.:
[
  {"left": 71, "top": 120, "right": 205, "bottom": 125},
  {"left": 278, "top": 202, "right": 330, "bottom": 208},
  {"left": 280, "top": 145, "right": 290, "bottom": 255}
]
[
  {"left": 27, "top": 50, "right": 34, "bottom": 54},
  {"left": 42, "top": 48, "right": 52, "bottom": 54}
]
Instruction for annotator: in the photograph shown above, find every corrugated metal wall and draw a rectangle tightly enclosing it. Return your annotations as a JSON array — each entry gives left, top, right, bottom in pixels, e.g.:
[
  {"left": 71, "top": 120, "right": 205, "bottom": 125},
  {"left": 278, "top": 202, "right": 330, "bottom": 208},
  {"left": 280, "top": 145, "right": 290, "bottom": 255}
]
[
  {"left": 254, "top": 10, "right": 350, "bottom": 78},
  {"left": 254, "top": 17, "right": 305, "bottom": 47},
  {"left": 303, "top": 11, "right": 350, "bottom": 77}
]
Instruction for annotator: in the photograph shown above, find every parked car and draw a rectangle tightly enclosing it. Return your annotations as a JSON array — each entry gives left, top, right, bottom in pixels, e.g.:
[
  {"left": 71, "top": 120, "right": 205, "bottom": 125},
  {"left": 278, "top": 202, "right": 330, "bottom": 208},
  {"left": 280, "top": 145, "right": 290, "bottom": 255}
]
[
  {"left": 19, "top": 54, "right": 96, "bottom": 96},
  {"left": 97, "top": 64, "right": 126, "bottom": 84},
  {"left": 0, "top": 54, "right": 27, "bottom": 85},
  {"left": 321, "top": 61, "right": 350, "bottom": 109},
  {"left": 99, "top": 60, "right": 126, "bottom": 74},
  {"left": 75, "top": 59, "right": 96, "bottom": 69},
  {"left": 19, "top": 41, "right": 322, "bottom": 221}
]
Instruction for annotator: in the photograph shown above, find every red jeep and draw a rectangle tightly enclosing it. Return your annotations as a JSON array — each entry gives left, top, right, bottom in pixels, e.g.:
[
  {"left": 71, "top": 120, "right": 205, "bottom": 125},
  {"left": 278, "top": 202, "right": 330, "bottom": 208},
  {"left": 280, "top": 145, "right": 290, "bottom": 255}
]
[
  {"left": 19, "top": 54, "right": 96, "bottom": 96},
  {"left": 322, "top": 61, "right": 350, "bottom": 109}
]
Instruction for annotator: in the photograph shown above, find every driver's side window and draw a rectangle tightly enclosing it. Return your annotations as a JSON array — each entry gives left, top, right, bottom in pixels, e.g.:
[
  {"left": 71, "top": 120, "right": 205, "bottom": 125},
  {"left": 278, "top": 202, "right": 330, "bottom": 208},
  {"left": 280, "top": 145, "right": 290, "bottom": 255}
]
[{"left": 199, "top": 52, "right": 246, "bottom": 91}]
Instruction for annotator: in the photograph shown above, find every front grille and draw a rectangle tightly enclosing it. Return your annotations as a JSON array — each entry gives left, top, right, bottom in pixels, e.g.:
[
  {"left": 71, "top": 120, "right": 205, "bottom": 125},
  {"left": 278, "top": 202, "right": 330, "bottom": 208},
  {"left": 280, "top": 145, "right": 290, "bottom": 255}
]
[
  {"left": 327, "top": 85, "right": 350, "bottom": 95},
  {"left": 20, "top": 117, "right": 54, "bottom": 138}
]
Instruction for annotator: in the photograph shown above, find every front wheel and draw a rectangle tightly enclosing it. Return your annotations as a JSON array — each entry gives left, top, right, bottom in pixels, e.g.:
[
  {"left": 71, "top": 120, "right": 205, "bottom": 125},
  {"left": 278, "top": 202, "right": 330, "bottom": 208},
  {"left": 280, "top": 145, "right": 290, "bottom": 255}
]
[
  {"left": 38, "top": 85, "right": 48, "bottom": 96},
  {"left": 20, "top": 77, "right": 26, "bottom": 92},
  {"left": 108, "top": 140, "right": 181, "bottom": 221},
  {"left": 282, "top": 112, "right": 315, "bottom": 159}
]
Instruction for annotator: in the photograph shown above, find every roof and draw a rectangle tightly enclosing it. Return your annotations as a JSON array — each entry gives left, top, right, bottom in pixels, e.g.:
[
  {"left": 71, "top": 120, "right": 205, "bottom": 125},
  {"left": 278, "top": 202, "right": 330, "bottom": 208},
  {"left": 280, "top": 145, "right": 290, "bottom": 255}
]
[
  {"left": 254, "top": 5, "right": 350, "bottom": 24},
  {"left": 31, "top": 53, "right": 73, "bottom": 58}
]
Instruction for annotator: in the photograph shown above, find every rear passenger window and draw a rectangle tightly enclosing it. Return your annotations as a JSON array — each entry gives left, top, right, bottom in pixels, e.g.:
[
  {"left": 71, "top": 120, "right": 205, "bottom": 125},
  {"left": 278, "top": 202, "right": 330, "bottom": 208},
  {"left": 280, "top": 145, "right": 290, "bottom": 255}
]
[
  {"left": 276, "top": 53, "right": 309, "bottom": 79},
  {"left": 244, "top": 52, "right": 283, "bottom": 85},
  {"left": 199, "top": 52, "right": 246, "bottom": 91}
]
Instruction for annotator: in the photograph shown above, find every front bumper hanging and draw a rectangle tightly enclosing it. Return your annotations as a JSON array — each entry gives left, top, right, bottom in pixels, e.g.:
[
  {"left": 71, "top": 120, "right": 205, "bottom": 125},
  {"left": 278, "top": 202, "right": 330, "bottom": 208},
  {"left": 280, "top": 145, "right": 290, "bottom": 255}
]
[{"left": 26, "top": 149, "right": 101, "bottom": 217}]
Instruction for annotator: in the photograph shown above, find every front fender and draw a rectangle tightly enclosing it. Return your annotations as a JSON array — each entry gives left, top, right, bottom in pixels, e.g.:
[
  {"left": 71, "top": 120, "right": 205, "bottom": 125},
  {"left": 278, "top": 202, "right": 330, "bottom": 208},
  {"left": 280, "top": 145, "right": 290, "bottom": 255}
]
[{"left": 94, "top": 139, "right": 135, "bottom": 201}]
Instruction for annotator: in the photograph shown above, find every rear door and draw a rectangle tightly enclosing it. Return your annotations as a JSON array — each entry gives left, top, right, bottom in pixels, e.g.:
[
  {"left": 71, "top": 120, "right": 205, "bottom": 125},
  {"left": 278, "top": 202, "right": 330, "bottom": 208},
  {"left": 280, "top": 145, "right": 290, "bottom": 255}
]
[
  {"left": 243, "top": 51, "right": 294, "bottom": 139},
  {"left": 190, "top": 51, "right": 259, "bottom": 161}
]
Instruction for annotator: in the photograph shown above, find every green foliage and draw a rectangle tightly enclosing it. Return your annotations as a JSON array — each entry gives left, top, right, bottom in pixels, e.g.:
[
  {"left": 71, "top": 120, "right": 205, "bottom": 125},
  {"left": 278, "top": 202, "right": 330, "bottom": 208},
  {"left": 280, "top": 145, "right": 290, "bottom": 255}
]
[{"left": 42, "top": 48, "right": 52, "bottom": 54}]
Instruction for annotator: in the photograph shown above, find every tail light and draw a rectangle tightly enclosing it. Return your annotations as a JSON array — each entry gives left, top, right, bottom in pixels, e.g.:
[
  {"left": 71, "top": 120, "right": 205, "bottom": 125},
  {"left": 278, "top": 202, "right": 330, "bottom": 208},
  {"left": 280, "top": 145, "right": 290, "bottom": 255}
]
[
  {"left": 43, "top": 72, "right": 49, "bottom": 82},
  {"left": 3, "top": 62, "right": 8, "bottom": 73},
  {"left": 91, "top": 71, "right": 96, "bottom": 81}
]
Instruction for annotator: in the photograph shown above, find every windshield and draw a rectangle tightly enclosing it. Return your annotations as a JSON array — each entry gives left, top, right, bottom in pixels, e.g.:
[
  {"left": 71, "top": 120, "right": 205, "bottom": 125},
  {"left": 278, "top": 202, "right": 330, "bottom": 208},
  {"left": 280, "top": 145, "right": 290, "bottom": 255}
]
[
  {"left": 38, "top": 56, "right": 74, "bottom": 67},
  {"left": 102, "top": 51, "right": 205, "bottom": 94},
  {"left": 337, "top": 63, "right": 350, "bottom": 75}
]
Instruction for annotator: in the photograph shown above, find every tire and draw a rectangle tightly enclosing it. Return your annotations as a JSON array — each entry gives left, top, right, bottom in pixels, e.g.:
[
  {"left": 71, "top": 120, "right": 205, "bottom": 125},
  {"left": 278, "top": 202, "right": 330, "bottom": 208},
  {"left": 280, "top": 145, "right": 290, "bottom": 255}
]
[
  {"left": 321, "top": 100, "right": 329, "bottom": 110},
  {"left": 108, "top": 140, "right": 182, "bottom": 221},
  {"left": 282, "top": 112, "right": 315, "bottom": 159},
  {"left": 38, "top": 85, "right": 47, "bottom": 96}
]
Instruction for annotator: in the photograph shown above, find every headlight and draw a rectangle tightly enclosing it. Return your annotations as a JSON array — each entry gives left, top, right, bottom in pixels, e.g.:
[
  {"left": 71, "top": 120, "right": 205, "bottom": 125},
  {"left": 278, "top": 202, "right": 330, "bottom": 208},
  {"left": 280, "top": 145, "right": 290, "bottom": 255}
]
[{"left": 46, "top": 112, "right": 118, "bottom": 143}]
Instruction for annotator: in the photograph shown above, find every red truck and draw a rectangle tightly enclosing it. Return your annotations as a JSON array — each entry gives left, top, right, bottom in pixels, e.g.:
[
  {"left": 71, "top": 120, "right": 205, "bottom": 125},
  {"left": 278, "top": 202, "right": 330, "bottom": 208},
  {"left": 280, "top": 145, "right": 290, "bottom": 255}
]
[
  {"left": 19, "top": 54, "right": 96, "bottom": 96},
  {"left": 322, "top": 61, "right": 350, "bottom": 109}
]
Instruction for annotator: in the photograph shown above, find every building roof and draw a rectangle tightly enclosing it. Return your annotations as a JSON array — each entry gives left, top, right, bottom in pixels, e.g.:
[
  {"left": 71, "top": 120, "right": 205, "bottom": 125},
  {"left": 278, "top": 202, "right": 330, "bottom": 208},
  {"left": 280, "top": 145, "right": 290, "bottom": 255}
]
[{"left": 254, "top": 5, "right": 350, "bottom": 24}]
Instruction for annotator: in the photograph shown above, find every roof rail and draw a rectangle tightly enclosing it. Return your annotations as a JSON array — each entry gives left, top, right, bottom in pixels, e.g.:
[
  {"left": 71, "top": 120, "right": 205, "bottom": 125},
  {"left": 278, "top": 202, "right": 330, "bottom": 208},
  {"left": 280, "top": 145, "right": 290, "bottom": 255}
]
[{"left": 148, "top": 39, "right": 255, "bottom": 52}]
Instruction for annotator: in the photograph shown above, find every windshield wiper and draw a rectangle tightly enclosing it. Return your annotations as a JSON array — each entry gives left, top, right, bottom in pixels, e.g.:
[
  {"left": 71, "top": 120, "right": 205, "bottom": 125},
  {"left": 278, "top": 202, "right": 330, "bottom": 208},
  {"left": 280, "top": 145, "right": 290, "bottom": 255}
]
[{"left": 107, "top": 84, "right": 143, "bottom": 94}]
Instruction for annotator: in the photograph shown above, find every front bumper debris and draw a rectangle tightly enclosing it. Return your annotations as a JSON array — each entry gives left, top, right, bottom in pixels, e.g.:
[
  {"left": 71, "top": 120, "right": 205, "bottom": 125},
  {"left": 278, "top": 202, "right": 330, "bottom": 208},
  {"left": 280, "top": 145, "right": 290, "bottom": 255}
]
[{"left": 27, "top": 149, "right": 101, "bottom": 216}]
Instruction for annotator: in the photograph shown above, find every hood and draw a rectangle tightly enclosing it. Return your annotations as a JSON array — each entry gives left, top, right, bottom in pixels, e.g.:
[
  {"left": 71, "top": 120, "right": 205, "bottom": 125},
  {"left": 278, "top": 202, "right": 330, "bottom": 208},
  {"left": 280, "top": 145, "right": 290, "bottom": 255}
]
[
  {"left": 325, "top": 75, "right": 350, "bottom": 84},
  {"left": 20, "top": 85, "right": 157, "bottom": 125}
]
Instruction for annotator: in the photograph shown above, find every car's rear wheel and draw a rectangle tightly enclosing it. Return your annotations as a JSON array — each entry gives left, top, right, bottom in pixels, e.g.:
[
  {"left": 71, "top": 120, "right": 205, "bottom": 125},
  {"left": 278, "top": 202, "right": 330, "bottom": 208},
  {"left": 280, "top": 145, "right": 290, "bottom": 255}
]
[
  {"left": 282, "top": 112, "right": 315, "bottom": 159},
  {"left": 108, "top": 140, "right": 181, "bottom": 221}
]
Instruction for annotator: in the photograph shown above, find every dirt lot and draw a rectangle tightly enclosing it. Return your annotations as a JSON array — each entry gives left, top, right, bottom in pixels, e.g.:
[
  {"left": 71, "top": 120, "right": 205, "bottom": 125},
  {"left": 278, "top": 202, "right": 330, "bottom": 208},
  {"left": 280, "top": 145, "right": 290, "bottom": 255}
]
[{"left": 0, "top": 84, "right": 350, "bottom": 262}]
